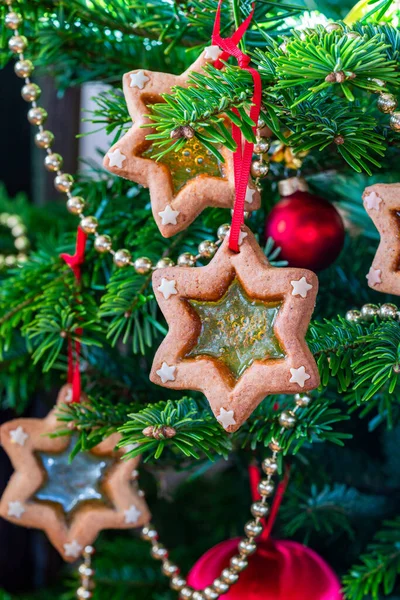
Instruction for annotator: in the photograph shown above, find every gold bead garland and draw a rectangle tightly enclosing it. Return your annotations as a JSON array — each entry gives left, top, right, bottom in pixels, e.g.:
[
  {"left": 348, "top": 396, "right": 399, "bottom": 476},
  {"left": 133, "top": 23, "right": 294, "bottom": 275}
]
[
  {"left": 0, "top": 212, "right": 30, "bottom": 267},
  {"left": 76, "top": 545, "right": 95, "bottom": 599}
]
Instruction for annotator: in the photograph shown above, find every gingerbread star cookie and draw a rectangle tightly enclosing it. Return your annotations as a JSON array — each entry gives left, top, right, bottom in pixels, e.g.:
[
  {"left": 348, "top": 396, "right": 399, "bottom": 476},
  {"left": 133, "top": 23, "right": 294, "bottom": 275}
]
[
  {"left": 150, "top": 228, "right": 320, "bottom": 432},
  {"left": 103, "top": 48, "right": 260, "bottom": 238},
  {"left": 363, "top": 183, "right": 400, "bottom": 295},
  {"left": 0, "top": 385, "right": 150, "bottom": 562}
]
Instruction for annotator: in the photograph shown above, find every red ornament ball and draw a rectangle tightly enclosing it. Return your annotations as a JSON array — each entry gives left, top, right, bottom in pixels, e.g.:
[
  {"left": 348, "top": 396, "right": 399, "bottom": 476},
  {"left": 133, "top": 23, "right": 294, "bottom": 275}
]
[
  {"left": 265, "top": 187, "right": 345, "bottom": 271},
  {"left": 187, "top": 538, "right": 342, "bottom": 600}
]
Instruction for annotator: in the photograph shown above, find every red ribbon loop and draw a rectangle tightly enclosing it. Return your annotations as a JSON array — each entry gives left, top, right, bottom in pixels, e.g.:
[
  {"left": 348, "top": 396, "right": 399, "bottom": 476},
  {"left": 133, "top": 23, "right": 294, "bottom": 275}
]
[
  {"left": 212, "top": 0, "right": 262, "bottom": 252},
  {"left": 249, "top": 463, "right": 291, "bottom": 540},
  {"left": 60, "top": 226, "right": 87, "bottom": 403}
]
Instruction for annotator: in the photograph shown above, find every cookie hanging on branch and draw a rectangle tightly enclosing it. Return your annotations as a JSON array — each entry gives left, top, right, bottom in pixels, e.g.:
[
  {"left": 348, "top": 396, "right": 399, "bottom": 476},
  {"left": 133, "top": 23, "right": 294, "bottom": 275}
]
[
  {"left": 363, "top": 183, "right": 400, "bottom": 295},
  {"left": 103, "top": 48, "right": 260, "bottom": 238},
  {"left": 0, "top": 385, "right": 150, "bottom": 562},
  {"left": 150, "top": 228, "right": 320, "bottom": 432}
]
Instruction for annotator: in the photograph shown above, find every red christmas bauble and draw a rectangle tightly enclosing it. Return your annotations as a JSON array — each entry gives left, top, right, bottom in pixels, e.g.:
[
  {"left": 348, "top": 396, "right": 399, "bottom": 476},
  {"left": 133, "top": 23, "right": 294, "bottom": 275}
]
[
  {"left": 265, "top": 183, "right": 345, "bottom": 271},
  {"left": 187, "top": 537, "right": 343, "bottom": 600}
]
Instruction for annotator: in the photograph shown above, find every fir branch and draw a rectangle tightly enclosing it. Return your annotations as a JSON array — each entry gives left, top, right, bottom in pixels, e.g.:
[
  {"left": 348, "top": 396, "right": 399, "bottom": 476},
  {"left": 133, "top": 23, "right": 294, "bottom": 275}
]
[
  {"left": 343, "top": 517, "right": 400, "bottom": 600},
  {"left": 119, "top": 397, "right": 232, "bottom": 461}
]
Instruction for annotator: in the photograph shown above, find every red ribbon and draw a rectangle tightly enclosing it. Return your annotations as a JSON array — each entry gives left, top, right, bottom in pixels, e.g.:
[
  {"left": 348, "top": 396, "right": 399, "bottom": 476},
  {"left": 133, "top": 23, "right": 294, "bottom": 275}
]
[
  {"left": 249, "top": 463, "right": 291, "bottom": 540},
  {"left": 212, "top": 0, "right": 262, "bottom": 252},
  {"left": 60, "top": 226, "right": 87, "bottom": 403}
]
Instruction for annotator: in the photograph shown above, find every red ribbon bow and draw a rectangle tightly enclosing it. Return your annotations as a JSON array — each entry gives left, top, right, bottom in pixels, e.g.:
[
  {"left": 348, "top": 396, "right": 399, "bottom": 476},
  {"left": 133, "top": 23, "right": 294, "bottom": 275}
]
[
  {"left": 212, "top": 0, "right": 262, "bottom": 252},
  {"left": 60, "top": 226, "right": 87, "bottom": 403}
]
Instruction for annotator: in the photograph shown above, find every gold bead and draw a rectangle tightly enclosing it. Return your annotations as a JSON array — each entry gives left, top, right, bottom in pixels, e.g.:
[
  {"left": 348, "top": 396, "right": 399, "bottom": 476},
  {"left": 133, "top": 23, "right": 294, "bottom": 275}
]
[
  {"left": 279, "top": 410, "right": 297, "bottom": 429},
  {"left": 230, "top": 555, "right": 248, "bottom": 573},
  {"left": 14, "top": 236, "right": 29, "bottom": 251},
  {"left": 217, "top": 223, "right": 230, "bottom": 240},
  {"left": 94, "top": 234, "right": 112, "bottom": 253},
  {"left": 250, "top": 160, "right": 269, "bottom": 178},
  {"left": 151, "top": 543, "right": 169, "bottom": 561},
  {"left": 346, "top": 31, "right": 361, "bottom": 39},
  {"left": 238, "top": 539, "right": 256, "bottom": 556},
  {"left": 78, "top": 564, "right": 95, "bottom": 577},
  {"left": 212, "top": 579, "right": 229, "bottom": 594},
  {"left": 44, "top": 153, "right": 63, "bottom": 172},
  {"left": 77, "top": 589, "right": 92, "bottom": 599},
  {"left": 21, "top": 83, "right": 41, "bottom": 102},
  {"left": 203, "top": 587, "right": 219, "bottom": 599},
  {"left": 162, "top": 560, "right": 179, "bottom": 577},
  {"left": 251, "top": 501, "right": 269, "bottom": 518},
  {"left": 258, "top": 479, "right": 275, "bottom": 497},
  {"left": 141, "top": 525, "right": 158, "bottom": 542},
  {"left": 198, "top": 240, "right": 217, "bottom": 259},
  {"left": 192, "top": 592, "right": 206, "bottom": 600},
  {"left": 254, "top": 138, "right": 270, "bottom": 154},
  {"left": 377, "top": 93, "right": 398, "bottom": 114},
  {"left": 269, "top": 438, "right": 282, "bottom": 452},
  {"left": 177, "top": 252, "right": 196, "bottom": 267},
  {"left": 345, "top": 309, "right": 361, "bottom": 322},
  {"left": 54, "top": 173, "right": 74, "bottom": 193},
  {"left": 9, "top": 34, "right": 28, "bottom": 53},
  {"left": 390, "top": 112, "right": 400, "bottom": 132},
  {"left": 156, "top": 257, "right": 174, "bottom": 269},
  {"left": 34, "top": 130, "right": 54, "bottom": 149},
  {"left": 28, "top": 107, "right": 48, "bottom": 125},
  {"left": 67, "top": 196, "right": 85, "bottom": 215},
  {"left": 134, "top": 256, "right": 153, "bottom": 275},
  {"left": 262, "top": 457, "right": 278, "bottom": 475},
  {"left": 80, "top": 216, "right": 98, "bottom": 234},
  {"left": 325, "top": 22, "right": 342, "bottom": 32},
  {"left": 257, "top": 117, "right": 266, "bottom": 129},
  {"left": 179, "top": 587, "right": 194, "bottom": 599},
  {"left": 15, "top": 59, "right": 34, "bottom": 78},
  {"left": 295, "top": 393, "right": 312, "bottom": 407},
  {"left": 170, "top": 576, "right": 187, "bottom": 591},
  {"left": 379, "top": 303, "right": 398, "bottom": 319},
  {"left": 221, "top": 568, "right": 239, "bottom": 584},
  {"left": 360, "top": 303, "right": 379, "bottom": 320},
  {"left": 5, "top": 11, "right": 22, "bottom": 29},
  {"left": 244, "top": 520, "right": 263, "bottom": 538},
  {"left": 114, "top": 249, "right": 132, "bottom": 267}
]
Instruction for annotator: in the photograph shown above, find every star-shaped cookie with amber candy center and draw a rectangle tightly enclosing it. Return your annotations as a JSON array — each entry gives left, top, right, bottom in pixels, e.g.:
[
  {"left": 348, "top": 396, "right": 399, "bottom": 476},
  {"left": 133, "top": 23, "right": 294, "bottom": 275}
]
[
  {"left": 150, "top": 228, "right": 320, "bottom": 432},
  {"left": 0, "top": 385, "right": 150, "bottom": 562},
  {"left": 103, "top": 47, "right": 260, "bottom": 238},
  {"left": 363, "top": 183, "right": 400, "bottom": 295}
]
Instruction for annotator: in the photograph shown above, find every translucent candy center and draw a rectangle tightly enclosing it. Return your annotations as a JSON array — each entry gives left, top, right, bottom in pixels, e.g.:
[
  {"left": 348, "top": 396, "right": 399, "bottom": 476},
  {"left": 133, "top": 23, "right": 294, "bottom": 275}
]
[
  {"left": 187, "top": 279, "right": 284, "bottom": 379},
  {"left": 34, "top": 437, "right": 113, "bottom": 514},
  {"left": 142, "top": 137, "right": 226, "bottom": 193}
]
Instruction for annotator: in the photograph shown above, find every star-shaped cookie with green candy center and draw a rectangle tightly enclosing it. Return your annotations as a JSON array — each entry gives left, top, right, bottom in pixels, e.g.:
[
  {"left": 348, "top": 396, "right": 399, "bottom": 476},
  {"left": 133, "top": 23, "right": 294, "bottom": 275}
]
[
  {"left": 150, "top": 228, "right": 320, "bottom": 432},
  {"left": 103, "top": 47, "right": 260, "bottom": 238},
  {"left": 0, "top": 385, "right": 150, "bottom": 562}
]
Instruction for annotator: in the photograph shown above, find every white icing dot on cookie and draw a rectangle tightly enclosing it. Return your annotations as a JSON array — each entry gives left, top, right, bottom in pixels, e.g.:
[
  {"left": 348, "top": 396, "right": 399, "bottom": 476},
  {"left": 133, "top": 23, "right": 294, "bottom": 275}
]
[
  {"left": 124, "top": 505, "right": 142, "bottom": 524},
  {"left": 158, "top": 205, "right": 180, "bottom": 225},
  {"left": 108, "top": 148, "right": 127, "bottom": 169},
  {"left": 156, "top": 362, "right": 176, "bottom": 383},
  {"left": 8, "top": 500, "right": 25, "bottom": 519},
  {"left": 64, "top": 539, "right": 83, "bottom": 558},
  {"left": 291, "top": 277, "right": 313, "bottom": 298},
  {"left": 157, "top": 278, "right": 177, "bottom": 300},
  {"left": 204, "top": 45, "right": 222, "bottom": 61},
  {"left": 245, "top": 187, "right": 257, "bottom": 205},
  {"left": 238, "top": 231, "right": 248, "bottom": 246},
  {"left": 129, "top": 70, "right": 150, "bottom": 89},
  {"left": 216, "top": 407, "right": 236, "bottom": 430},
  {"left": 364, "top": 191, "right": 382, "bottom": 211},
  {"left": 10, "top": 426, "right": 29, "bottom": 446},
  {"left": 366, "top": 267, "right": 382, "bottom": 287},
  {"left": 289, "top": 366, "right": 311, "bottom": 388}
]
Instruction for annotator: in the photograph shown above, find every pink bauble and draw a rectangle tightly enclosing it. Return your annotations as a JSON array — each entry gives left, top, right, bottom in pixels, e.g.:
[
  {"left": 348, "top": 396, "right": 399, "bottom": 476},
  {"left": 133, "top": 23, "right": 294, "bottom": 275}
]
[{"left": 187, "top": 538, "right": 343, "bottom": 600}]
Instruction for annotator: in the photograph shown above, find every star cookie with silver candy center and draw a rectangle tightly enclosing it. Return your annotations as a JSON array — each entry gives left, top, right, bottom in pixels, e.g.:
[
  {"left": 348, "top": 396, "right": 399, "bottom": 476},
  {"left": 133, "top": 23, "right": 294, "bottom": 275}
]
[{"left": 0, "top": 385, "right": 150, "bottom": 562}]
